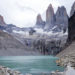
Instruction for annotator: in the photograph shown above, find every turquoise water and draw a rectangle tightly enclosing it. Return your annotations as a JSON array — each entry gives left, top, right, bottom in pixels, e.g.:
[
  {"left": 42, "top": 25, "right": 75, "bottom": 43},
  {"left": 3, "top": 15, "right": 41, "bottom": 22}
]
[{"left": 0, "top": 56, "right": 64, "bottom": 74}]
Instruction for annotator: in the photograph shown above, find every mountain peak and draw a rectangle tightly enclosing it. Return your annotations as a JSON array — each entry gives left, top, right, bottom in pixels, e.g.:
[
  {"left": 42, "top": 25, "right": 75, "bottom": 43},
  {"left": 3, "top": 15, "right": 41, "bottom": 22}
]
[
  {"left": 36, "top": 14, "right": 43, "bottom": 24},
  {"left": 56, "top": 6, "right": 68, "bottom": 31},
  {"left": 47, "top": 4, "right": 54, "bottom": 13},
  {"left": 44, "top": 4, "right": 55, "bottom": 30},
  {"left": 0, "top": 15, "right": 6, "bottom": 26},
  {"left": 36, "top": 14, "right": 45, "bottom": 28},
  {"left": 48, "top": 4, "right": 52, "bottom": 8}
]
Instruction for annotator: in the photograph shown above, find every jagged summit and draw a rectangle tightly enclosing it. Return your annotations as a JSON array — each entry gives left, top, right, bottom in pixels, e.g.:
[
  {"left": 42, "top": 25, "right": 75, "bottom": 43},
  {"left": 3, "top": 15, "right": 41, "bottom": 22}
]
[
  {"left": 35, "top": 4, "right": 68, "bottom": 32},
  {"left": 70, "top": 2, "right": 75, "bottom": 17},
  {"left": 35, "top": 14, "right": 45, "bottom": 28},
  {"left": 36, "top": 14, "right": 44, "bottom": 25},
  {"left": 0, "top": 15, "right": 6, "bottom": 25},
  {"left": 47, "top": 4, "right": 54, "bottom": 12},
  {"left": 44, "top": 4, "right": 55, "bottom": 30},
  {"left": 56, "top": 6, "right": 68, "bottom": 30}
]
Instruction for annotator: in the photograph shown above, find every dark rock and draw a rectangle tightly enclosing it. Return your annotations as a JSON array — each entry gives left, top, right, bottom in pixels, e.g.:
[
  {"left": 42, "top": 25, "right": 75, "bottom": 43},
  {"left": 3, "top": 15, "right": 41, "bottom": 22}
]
[
  {"left": 70, "top": 2, "right": 75, "bottom": 17},
  {"left": 68, "top": 12, "right": 75, "bottom": 42},
  {"left": 29, "top": 28, "right": 36, "bottom": 35}
]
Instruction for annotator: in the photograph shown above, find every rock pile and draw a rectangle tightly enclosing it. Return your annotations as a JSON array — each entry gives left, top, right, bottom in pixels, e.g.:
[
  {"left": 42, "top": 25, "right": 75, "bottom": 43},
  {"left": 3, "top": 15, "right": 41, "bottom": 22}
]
[
  {"left": 56, "top": 54, "right": 75, "bottom": 69},
  {"left": 0, "top": 66, "right": 23, "bottom": 75}
]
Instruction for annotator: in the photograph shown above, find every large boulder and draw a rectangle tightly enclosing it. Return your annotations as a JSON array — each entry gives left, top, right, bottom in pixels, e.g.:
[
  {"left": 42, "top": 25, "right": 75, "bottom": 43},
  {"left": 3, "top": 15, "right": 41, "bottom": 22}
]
[
  {"left": 70, "top": 2, "right": 75, "bottom": 17},
  {"left": 44, "top": 4, "right": 55, "bottom": 31}
]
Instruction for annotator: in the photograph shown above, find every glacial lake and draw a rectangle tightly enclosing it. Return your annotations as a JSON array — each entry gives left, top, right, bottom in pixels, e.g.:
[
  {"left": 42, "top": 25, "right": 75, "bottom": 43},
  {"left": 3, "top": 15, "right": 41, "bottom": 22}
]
[{"left": 0, "top": 56, "right": 64, "bottom": 74}]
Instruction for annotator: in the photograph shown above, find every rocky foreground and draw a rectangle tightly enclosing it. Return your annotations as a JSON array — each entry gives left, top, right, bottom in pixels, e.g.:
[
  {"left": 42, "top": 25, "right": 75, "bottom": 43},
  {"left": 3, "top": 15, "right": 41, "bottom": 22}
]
[
  {"left": 1, "top": 65, "right": 75, "bottom": 75},
  {"left": 0, "top": 65, "right": 64, "bottom": 75},
  {"left": 0, "top": 66, "right": 23, "bottom": 75}
]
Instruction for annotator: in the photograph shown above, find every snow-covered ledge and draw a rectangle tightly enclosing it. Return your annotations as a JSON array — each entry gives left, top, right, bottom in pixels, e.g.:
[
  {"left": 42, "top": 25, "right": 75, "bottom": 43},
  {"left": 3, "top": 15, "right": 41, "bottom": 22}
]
[{"left": 63, "top": 63, "right": 75, "bottom": 75}]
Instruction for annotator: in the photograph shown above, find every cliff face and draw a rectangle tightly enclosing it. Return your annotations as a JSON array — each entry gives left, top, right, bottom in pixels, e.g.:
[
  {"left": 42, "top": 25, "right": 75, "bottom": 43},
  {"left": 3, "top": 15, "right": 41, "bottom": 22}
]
[
  {"left": 44, "top": 4, "right": 55, "bottom": 30},
  {"left": 70, "top": 2, "right": 75, "bottom": 17},
  {"left": 56, "top": 6, "right": 68, "bottom": 30},
  {"left": 68, "top": 2, "right": 75, "bottom": 42},
  {"left": 35, "top": 4, "right": 68, "bottom": 32},
  {"left": 68, "top": 12, "right": 75, "bottom": 42},
  {"left": 57, "top": 11, "right": 75, "bottom": 58},
  {"left": 36, "top": 14, "right": 45, "bottom": 28},
  {"left": 0, "top": 15, "right": 6, "bottom": 25}
]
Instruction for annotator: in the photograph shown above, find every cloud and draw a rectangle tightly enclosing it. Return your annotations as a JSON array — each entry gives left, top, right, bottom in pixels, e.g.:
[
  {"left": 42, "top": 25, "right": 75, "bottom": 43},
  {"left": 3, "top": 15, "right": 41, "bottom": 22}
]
[{"left": 0, "top": 0, "right": 74, "bottom": 27}]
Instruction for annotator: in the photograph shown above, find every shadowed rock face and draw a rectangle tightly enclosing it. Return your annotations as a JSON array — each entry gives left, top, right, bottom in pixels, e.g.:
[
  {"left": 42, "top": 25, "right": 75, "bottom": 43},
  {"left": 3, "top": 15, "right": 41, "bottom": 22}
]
[
  {"left": 44, "top": 4, "right": 55, "bottom": 30},
  {"left": 70, "top": 2, "right": 75, "bottom": 17},
  {"left": 0, "top": 15, "right": 6, "bottom": 25},
  {"left": 56, "top": 6, "right": 68, "bottom": 30},
  {"left": 36, "top": 14, "right": 45, "bottom": 28},
  {"left": 68, "top": 12, "right": 75, "bottom": 42}
]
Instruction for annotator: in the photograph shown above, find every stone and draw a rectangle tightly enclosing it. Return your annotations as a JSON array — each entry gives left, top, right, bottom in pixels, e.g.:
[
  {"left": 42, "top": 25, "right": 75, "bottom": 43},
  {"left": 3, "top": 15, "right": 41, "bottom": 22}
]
[
  {"left": 36, "top": 14, "right": 45, "bottom": 28},
  {"left": 68, "top": 12, "right": 75, "bottom": 42},
  {"left": 0, "top": 15, "right": 6, "bottom": 26},
  {"left": 44, "top": 4, "right": 55, "bottom": 30},
  {"left": 55, "top": 6, "right": 68, "bottom": 31},
  {"left": 70, "top": 2, "right": 75, "bottom": 17}
]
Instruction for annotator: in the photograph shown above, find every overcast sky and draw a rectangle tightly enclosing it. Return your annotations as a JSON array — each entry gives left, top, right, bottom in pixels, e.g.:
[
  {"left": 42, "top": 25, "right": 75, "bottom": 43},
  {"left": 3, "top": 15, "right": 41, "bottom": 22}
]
[{"left": 0, "top": 0, "right": 75, "bottom": 27}]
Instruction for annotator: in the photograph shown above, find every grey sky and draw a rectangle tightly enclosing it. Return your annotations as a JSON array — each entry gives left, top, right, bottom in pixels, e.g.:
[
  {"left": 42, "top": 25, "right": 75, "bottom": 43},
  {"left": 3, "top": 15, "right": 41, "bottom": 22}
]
[{"left": 0, "top": 0, "right": 75, "bottom": 27}]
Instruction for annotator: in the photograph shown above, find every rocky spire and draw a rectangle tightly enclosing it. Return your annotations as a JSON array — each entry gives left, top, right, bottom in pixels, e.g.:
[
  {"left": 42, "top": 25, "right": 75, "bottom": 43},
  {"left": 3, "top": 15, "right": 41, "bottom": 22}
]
[
  {"left": 0, "top": 15, "right": 6, "bottom": 25},
  {"left": 56, "top": 6, "right": 68, "bottom": 31},
  {"left": 44, "top": 4, "right": 55, "bottom": 30},
  {"left": 36, "top": 14, "right": 45, "bottom": 28},
  {"left": 70, "top": 2, "right": 75, "bottom": 17}
]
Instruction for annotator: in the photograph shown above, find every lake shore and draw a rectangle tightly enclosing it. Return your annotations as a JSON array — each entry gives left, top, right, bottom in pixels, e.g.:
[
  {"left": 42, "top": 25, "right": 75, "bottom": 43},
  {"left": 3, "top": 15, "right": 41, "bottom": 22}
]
[{"left": 0, "top": 65, "right": 64, "bottom": 75}]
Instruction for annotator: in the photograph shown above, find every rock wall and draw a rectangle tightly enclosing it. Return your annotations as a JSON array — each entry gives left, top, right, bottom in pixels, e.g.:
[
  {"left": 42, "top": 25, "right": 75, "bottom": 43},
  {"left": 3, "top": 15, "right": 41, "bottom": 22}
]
[
  {"left": 68, "top": 12, "right": 75, "bottom": 42},
  {"left": 0, "top": 15, "right": 6, "bottom": 26},
  {"left": 36, "top": 14, "right": 45, "bottom": 28},
  {"left": 44, "top": 4, "right": 55, "bottom": 30},
  {"left": 70, "top": 2, "right": 75, "bottom": 17}
]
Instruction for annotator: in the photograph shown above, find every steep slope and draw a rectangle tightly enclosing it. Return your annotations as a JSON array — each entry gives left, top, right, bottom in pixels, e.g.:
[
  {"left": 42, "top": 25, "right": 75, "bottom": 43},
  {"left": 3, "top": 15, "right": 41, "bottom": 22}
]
[
  {"left": 68, "top": 12, "right": 75, "bottom": 41},
  {"left": 57, "top": 41, "right": 75, "bottom": 58},
  {"left": 0, "top": 31, "right": 41, "bottom": 56},
  {"left": 56, "top": 6, "right": 68, "bottom": 31},
  {"left": 57, "top": 8, "right": 75, "bottom": 58},
  {"left": 35, "top": 14, "right": 45, "bottom": 28},
  {"left": 0, "top": 15, "right": 6, "bottom": 26},
  {"left": 70, "top": 2, "right": 75, "bottom": 17},
  {"left": 44, "top": 4, "right": 55, "bottom": 30}
]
